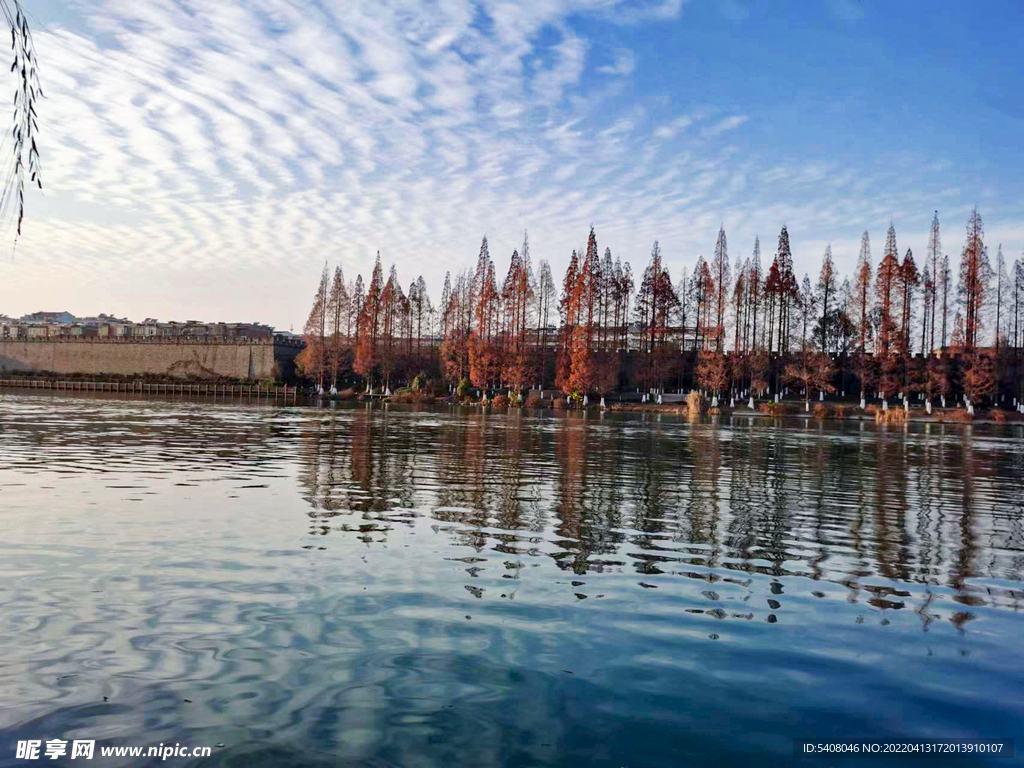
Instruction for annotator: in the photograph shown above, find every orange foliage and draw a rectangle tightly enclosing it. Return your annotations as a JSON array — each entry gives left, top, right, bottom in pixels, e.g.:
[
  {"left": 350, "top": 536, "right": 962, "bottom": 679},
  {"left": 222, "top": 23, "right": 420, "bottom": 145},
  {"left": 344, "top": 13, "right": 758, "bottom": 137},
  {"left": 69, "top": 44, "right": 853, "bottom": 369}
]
[
  {"left": 962, "top": 351, "right": 996, "bottom": 404},
  {"left": 566, "top": 326, "right": 594, "bottom": 395},
  {"left": 696, "top": 350, "right": 728, "bottom": 395}
]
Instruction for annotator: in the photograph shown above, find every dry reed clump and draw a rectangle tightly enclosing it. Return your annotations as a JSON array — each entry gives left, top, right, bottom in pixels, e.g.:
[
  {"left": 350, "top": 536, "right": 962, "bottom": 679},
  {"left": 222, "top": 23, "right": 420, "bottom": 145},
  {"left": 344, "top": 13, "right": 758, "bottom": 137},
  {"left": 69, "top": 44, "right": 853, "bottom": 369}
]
[
  {"left": 337, "top": 387, "right": 358, "bottom": 400},
  {"left": 758, "top": 401, "right": 797, "bottom": 416},
  {"left": 875, "top": 407, "right": 908, "bottom": 424},
  {"left": 940, "top": 409, "right": 973, "bottom": 423},
  {"left": 708, "top": 406, "right": 721, "bottom": 415},
  {"left": 812, "top": 402, "right": 828, "bottom": 420},
  {"left": 864, "top": 404, "right": 881, "bottom": 416},
  {"left": 685, "top": 390, "right": 705, "bottom": 417},
  {"left": 524, "top": 391, "right": 543, "bottom": 408},
  {"left": 491, "top": 394, "right": 509, "bottom": 408},
  {"left": 991, "top": 409, "right": 1008, "bottom": 423},
  {"left": 389, "top": 389, "right": 436, "bottom": 404},
  {"left": 552, "top": 398, "right": 567, "bottom": 410},
  {"left": 833, "top": 405, "right": 851, "bottom": 420}
]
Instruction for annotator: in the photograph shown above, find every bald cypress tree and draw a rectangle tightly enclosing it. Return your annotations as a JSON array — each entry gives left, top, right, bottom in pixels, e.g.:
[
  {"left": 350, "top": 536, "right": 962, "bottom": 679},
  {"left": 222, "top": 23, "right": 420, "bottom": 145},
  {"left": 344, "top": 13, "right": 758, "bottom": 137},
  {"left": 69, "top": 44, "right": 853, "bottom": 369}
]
[
  {"left": 958, "top": 209, "right": 989, "bottom": 351},
  {"left": 555, "top": 250, "right": 580, "bottom": 393},
  {"left": 939, "top": 253, "right": 951, "bottom": 349},
  {"left": 354, "top": 253, "right": 384, "bottom": 386},
  {"left": 440, "top": 272, "right": 452, "bottom": 338},
  {"left": 927, "top": 212, "right": 941, "bottom": 353},
  {"left": 711, "top": 226, "right": 730, "bottom": 350},
  {"left": 816, "top": 245, "right": 836, "bottom": 354},
  {"left": 1013, "top": 258, "right": 1024, "bottom": 352},
  {"left": 994, "top": 244, "right": 1007, "bottom": 349},
  {"left": 898, "top": 247, "right": 919, "bottom": 355},
  {"left": 920, "top": 263, "right": 933, "bottom": 355},
  {"left": 302, "top": 264, "right": 330, "bottom": 392},
  {"left": 854, "top": 231, "right": 872, "bottom": 353},
  {"left": 326, "top": 265, "right": 349, "bottom": 390},
  {"left": 748, "top": 238, "right": 762, "bottom": 350},
  {"left": 775, "top": 226, "right": 795, "bottom": 353}
]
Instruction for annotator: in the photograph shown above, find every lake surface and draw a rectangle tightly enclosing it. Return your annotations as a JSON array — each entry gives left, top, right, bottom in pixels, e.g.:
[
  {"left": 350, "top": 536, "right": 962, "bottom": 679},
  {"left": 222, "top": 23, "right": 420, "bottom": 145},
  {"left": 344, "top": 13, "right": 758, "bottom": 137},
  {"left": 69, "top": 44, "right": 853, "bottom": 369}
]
[{"left": 1, "top": 392, "right": 1023, "bottom": 767}]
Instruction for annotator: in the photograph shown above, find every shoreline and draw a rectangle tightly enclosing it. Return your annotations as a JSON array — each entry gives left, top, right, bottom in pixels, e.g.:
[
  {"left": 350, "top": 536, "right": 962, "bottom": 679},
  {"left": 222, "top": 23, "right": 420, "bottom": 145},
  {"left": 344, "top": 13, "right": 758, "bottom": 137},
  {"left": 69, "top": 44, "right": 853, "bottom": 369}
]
[
  {"left": 2, "top": 383, "right": 1021, "bottom": 426},
  {"left": 604, "top": 402, "right": 1022, "bottom": 425}
]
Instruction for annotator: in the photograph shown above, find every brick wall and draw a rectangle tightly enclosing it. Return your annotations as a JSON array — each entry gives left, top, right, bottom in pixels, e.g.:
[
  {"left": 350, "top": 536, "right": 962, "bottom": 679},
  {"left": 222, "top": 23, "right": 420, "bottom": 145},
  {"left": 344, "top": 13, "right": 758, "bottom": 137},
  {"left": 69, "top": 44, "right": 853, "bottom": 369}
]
[{"left": 0, "top": 338, "right": 302, "bottom": 381}]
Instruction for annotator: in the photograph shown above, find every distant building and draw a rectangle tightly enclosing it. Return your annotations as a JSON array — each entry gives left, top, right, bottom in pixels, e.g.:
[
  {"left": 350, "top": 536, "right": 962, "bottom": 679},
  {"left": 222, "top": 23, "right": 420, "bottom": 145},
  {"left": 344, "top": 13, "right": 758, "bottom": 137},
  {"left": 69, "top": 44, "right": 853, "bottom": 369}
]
[
  {"left": 0, "top": 317, "right": 26, "bottom": 339},
  {"left": 20, "top": 311, "right": 76, "bottom": 325},
  {"left": 0, "top": 311, "right": 276, "bottom": 340}
]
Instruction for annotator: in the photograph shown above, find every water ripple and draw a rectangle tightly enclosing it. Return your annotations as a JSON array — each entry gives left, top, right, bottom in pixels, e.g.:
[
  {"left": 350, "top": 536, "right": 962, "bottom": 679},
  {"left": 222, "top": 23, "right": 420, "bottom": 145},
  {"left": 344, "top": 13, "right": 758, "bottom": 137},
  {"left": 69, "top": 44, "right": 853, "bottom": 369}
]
[{"left": 1, "top": 393, "right": 1023, "bottom": 766}]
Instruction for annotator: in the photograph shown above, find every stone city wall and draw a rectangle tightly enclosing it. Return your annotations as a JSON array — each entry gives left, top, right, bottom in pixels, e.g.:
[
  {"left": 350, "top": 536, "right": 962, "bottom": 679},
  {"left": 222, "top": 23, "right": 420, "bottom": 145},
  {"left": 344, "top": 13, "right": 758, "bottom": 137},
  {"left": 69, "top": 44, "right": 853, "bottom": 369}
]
[{"left": 0, "top": 337, "right": 303, "bottom": 381}]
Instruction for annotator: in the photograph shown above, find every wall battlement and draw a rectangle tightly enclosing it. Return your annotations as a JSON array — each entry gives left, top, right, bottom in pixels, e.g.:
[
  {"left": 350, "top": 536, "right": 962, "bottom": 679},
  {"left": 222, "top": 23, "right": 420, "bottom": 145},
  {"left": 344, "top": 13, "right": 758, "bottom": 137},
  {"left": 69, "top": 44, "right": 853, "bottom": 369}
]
[{"left": 0, "top": 337, "right": 303, "bottom": 381}]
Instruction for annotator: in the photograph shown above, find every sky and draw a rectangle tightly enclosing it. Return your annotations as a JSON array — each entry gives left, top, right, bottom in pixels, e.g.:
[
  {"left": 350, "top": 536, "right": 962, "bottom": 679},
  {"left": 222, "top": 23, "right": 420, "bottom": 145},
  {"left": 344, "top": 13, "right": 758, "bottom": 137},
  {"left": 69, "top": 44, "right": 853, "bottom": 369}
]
[{"left": 2, "top": 0, "right": 1023, "bottom": 330}]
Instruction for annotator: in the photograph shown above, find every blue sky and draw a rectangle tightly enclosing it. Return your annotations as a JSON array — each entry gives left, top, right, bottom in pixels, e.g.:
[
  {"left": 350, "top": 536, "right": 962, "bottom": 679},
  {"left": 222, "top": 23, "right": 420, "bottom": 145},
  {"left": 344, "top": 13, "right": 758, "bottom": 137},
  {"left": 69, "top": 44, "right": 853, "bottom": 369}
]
[{"left": 4, "top": 0, "right": 1022, "bottom": 329}]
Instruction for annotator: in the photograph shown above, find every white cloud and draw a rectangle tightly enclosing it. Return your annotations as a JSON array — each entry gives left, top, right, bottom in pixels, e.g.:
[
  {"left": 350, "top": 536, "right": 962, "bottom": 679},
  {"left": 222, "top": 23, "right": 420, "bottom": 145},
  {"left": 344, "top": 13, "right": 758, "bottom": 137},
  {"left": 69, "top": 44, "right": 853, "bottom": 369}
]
[
  {"left": 654, "top": 115, "right": 694, "bottom": 139},
  {"left": 702, "top": 115, "right": 749, "bottom": 137},
  {"left": 2, "top": 0, "right": 1019, "bottom": 330},
  {"left": 597, "top": 47, "right": 635, "bottom": 77}
]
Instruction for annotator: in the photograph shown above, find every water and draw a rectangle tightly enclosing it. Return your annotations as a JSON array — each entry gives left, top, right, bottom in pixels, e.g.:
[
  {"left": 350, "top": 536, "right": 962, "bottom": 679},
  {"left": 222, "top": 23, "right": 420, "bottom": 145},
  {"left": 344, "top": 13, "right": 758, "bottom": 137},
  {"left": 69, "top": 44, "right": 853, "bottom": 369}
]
[{"left": 1, "top": 392, "right": 1023, "bottom": 767}]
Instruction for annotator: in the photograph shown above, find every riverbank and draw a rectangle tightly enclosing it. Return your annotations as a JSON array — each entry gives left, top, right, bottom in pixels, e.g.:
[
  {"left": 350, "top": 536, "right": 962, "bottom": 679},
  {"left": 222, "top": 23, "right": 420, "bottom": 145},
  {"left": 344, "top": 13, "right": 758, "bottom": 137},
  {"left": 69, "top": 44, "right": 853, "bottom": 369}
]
[
  {"left": 606, "top": 400, "right": 1024, "bottom": 424},
  {"left": 2, "top": 379, "right": 1021, "bottom": 426}
]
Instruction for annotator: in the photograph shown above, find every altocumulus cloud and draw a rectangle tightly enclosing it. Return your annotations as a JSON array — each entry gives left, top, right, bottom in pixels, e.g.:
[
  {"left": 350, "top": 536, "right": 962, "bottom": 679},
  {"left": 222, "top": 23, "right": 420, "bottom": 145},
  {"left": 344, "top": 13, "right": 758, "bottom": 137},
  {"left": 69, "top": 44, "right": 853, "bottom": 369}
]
[{"left": 4, "top": 0, "right": 1019, "bottom": 327}]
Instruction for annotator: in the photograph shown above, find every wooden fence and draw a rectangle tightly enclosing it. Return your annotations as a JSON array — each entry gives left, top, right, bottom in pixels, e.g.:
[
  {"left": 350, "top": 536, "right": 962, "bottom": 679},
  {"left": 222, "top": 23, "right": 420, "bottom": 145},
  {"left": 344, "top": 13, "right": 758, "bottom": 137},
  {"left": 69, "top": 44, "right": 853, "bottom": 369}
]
[{"left": 0, "top": 378, "right": 302, "bottom": 402}]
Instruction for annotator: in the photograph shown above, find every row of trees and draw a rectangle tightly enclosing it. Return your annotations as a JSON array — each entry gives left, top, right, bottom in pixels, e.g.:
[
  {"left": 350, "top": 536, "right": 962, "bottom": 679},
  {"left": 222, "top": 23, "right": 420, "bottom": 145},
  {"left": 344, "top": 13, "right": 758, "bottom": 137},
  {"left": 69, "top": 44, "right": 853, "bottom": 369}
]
[
  {"left": 298, "top": 210, "right": 1023, "bottom": 407},
  {"left": 300, "top": 256, "right": 434, "bottom": 392}
]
